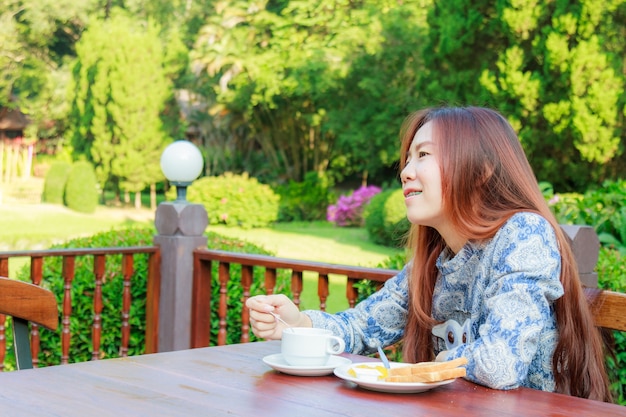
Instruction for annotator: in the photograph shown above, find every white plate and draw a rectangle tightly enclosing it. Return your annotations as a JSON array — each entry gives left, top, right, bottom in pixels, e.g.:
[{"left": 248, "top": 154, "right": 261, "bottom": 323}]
[
  {"left": 262, "top": 353, "right": 352, "bottom": 376},
  {"left": 334, "top": 361, "right": 457, "bottom": 393}
]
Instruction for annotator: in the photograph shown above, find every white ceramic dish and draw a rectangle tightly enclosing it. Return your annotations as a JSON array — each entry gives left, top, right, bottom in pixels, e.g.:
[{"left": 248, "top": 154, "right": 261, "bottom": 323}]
[
  {"left": 263, "top": 353, "right": 352, "bottom": 376},
  {"left": 333, "top": 361, "right": 457, "bottom": 393}
]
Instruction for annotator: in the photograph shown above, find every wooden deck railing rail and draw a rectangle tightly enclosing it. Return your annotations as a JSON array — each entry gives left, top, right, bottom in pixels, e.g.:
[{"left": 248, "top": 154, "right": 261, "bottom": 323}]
[
  {"left": 0, "top": 247, "right": 161, "bottom": 371},
  {"left": 190, "top": 248, "right": 399, "bottom": 348}
]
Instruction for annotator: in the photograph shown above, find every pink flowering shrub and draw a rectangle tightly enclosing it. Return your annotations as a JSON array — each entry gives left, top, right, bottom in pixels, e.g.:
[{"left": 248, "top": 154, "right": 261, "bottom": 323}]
[{"left": 327, "top": 185, "right": 381, "bottom": 227}]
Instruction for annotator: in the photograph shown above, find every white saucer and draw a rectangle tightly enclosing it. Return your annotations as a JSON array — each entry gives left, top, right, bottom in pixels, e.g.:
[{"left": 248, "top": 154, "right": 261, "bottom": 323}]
[{"left": 262, "top": 353, "right": 352, "bottom": 376}]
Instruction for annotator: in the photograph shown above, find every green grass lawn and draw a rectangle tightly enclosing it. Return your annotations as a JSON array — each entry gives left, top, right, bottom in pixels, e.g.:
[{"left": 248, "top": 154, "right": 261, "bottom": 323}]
[
  {"left": 0, "top": 204, "right": 403, "bottom": 313},
  {"left": 0, "top": 203, "right": 153, "bottom": 251}
]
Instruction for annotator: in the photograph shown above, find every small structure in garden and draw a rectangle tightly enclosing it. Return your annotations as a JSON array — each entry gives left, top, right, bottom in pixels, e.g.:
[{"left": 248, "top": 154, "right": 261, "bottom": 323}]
[{"left": 0, "top": 106, "right": 33, "bottom": 184}]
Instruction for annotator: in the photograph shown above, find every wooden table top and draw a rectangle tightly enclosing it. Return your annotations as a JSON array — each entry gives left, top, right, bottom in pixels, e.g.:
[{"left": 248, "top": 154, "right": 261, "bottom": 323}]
[{"left": 0, "top": 341, "right": 623, "bottom": 416}]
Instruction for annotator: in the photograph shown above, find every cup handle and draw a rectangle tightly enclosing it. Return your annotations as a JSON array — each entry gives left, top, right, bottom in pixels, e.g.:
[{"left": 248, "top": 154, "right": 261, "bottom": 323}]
[{"left": 326, "top": 336, "right": 345, "bottom": 355}]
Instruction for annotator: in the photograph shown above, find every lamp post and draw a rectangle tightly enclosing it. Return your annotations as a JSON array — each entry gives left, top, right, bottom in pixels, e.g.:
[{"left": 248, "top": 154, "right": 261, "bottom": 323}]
[{"left": 154, "top": 140, "right": 208, "bottom": 352}]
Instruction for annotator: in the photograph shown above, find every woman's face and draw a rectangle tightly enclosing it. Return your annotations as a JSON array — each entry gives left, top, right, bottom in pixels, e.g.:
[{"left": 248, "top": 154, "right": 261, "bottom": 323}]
[{"left": 400, "top": 121, "right": 446, "bottom": 229}]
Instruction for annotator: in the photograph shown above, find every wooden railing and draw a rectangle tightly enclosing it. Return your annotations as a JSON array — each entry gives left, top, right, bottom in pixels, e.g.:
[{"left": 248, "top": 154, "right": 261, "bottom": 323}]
[
  {"left": 189, "top": 249, "right": 399, "bottom": 348},
  {"left": 0, "top": 245, "right": 396, "bottom": 369},
  {"left": 0, "top": 247, "right": 161, "bottom": 370}
]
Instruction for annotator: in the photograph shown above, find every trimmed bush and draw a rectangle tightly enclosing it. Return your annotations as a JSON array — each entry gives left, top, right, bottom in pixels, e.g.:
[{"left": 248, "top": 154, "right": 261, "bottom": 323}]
[
  {"left": 6, "top": 228, "right": 291, "bottom": 369},
  {"left": 64, "top": 161, "right": 98, "bottom": 214},
  {"left": 364, "top": 188, "right": 410, "bottom": 248},
  {"left": 42, "top": 160, "right": 72, "bottom": 204},
  {"left": 167, "top": 172, "right": 280, "bottom": 228},
  {"left": 276, "top": 171, "right": 336, "bottom": 222}
]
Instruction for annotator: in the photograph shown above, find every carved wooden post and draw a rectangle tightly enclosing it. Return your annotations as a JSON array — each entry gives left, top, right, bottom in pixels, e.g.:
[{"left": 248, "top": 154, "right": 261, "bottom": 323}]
[
  {"left": 560, "top": 225, "right": 600, "bottom": 288},
  {"left": 154, "top": 202, "right": 208, "bottom": 352}
]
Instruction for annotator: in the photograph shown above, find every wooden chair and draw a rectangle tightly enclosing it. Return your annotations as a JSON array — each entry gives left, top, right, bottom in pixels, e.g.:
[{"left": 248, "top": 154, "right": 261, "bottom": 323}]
[
  {"left": 0, "top": 277, "right": 58, "bottom": 370},
  {"left": 584, "top": 287, "right": 626, "bottom": 332}
]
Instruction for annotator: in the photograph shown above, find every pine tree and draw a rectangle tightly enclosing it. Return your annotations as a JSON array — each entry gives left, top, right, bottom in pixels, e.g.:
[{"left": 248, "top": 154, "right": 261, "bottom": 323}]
[{"left": 69, "top": 9, "right": 171, "bottom": 205}]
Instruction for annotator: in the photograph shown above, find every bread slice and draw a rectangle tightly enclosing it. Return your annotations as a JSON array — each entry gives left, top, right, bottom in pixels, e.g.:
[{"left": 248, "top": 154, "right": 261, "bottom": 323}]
[
  {"left": 384, "top": 357, "right": 468, "bottom": 383},
  {"left": 384, "top": 366, "right": 466, "bottom": 383}
]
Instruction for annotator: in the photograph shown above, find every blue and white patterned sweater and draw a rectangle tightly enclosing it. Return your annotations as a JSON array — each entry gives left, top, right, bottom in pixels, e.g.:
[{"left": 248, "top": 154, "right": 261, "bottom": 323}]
[{"left": 305, "top": 212, "right": 564, "bottom": 391}]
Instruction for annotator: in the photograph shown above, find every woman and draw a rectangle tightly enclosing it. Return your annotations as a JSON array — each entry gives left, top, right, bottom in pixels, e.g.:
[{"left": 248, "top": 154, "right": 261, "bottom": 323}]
[{"left": 246, "top": 106, "right": 611, "bottom": 401}]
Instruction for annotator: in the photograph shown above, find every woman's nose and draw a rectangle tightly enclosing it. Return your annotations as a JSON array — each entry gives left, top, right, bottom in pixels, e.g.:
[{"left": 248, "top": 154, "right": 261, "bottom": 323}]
[{"left": 400, "top": 163, "right": 414, "bottom": 183}]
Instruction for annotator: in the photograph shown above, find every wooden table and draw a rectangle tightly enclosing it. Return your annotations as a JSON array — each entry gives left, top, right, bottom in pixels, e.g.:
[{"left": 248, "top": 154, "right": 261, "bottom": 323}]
[{"left": 1, "top": 341, "right": 624, "bottom": 416}]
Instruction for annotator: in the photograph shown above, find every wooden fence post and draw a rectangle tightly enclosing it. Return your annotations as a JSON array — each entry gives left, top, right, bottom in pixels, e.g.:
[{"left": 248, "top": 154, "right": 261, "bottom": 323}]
[
  {"left": 560, "top": 225, "right": 599, "bottom": 288},
  {"left": 154, "top": 202, "right": 208, "bottom": 352}
]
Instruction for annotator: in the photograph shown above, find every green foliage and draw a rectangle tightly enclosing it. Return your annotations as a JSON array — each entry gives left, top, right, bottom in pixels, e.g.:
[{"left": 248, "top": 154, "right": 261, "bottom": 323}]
[
  {"left": 168, "top": 172, "right": 280, "bottom": 228},
  {"left": 69, "top": 9, "right": 171, "bottom": 196},
  {"left": 64, "top": 160, "right": 98, "bottom": 214},
  {"left": 475, "top": 0, "right": 624, "bottom": 190},
  {"left": 276, "top": 171, "right": 337, "bottom": 222},
  {"left": 42, "top": 160, "right": 72, "bottom": 204},
  {"left": 549, "top": 179, "right": 626, "bottom": 253},
  {"left": 597, "top": 247, "right": 626, "bottom": 404},
  {"left": 6, "top": 227, "right": 291, "bottom": 368},
  {"left": 192, "top": 0, "right": 431, "bottom": 184},
  {"left": 324, "top": 4, "right": 430, "bottom": 182},
  {"left": 363, "top": 188, "right": 410, "bottom": 247}
]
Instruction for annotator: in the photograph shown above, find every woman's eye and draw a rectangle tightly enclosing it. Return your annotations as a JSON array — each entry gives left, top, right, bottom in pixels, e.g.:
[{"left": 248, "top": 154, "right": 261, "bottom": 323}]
[{"left": 418, "top": 151, "right": 429, "bottom": 158}]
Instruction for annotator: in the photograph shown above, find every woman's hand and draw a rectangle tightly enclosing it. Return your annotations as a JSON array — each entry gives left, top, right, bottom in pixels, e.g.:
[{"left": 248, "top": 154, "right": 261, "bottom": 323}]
[{"left": 245, "top": 294, "right": 312, "bottom": 340}]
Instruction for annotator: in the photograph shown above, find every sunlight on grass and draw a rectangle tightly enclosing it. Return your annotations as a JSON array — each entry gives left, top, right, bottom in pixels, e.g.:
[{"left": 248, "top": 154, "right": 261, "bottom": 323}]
[
  {"left": 0, "top": 204, "right": 152, "bottom": 250},
  {"left": 208, "top": 221, "right": 400, "bottom": 266}
]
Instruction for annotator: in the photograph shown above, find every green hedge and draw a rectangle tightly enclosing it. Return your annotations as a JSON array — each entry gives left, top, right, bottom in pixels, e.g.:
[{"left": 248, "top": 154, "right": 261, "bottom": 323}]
[
  {"left": 64, "top": 160, "right": 98, "bottom": 214},
  {"left": 364, "top": 188, "right": 410, "bottom": 247},
  {"left": 42, "top": 160, "right": 72, "bottom": 204},
  {"left": 276, "top": 171, "right": 336, "bottom": 222}
]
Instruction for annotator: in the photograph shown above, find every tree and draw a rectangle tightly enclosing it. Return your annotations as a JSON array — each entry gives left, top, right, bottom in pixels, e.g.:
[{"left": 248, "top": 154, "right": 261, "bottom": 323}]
[
  {"left": 420, "top": 0, "right": 626, "bottom": 190},
  {"left": 0, "top": 0, "right": 100, "bottom": 142},
  {"left": 325, "top": 3, "right": 430, "bottom": 185},
  {"left": 191, "top": 0, "right": 429, "bottom": 184},
  {"left": 480, "top": 0, "right": 625, "bottom": 190},
  {"left": 69, "top": 9, "right": 171, "bottom": 207}
]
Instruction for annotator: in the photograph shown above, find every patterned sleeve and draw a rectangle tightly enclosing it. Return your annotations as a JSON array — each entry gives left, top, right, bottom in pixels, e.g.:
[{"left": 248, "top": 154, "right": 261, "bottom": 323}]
[
  {"left": 445, "top": 214, "right": 564, "bottom": 390},
  {"left": 303, "top": 265, "right": 409, "bottom": 355}
]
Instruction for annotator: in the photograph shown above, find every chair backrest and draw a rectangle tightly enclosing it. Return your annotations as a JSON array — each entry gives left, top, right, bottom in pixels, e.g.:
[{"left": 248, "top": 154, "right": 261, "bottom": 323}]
[
  {"left": 0, "top": 277, "right": 58, "bottom": 370},
  {"left": 584, "top": 287, "right": 626, "bottom": 332}
]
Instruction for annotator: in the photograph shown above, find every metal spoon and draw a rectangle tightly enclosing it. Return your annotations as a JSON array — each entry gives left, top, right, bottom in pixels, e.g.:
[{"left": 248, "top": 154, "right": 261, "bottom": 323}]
[
  {"left": 269, "top": 311, "right": 291, "bottom": 328},
  {"left": 377, "top": 345, "right": 391, "bottom": 369}
]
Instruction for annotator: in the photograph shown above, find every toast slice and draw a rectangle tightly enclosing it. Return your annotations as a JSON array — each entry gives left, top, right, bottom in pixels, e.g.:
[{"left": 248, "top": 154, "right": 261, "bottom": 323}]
[
  {"left": 384, "top": 366, "right": 466, "bottom": 383},
  {"left": 384, "top": 357, "right": 468, "bottom": 383}
]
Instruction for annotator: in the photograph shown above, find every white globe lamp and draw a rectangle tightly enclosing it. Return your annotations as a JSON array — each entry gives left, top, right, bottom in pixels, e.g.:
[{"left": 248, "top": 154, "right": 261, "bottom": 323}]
[{"left": 160, "top": 140, "right": 204, "bottom": 202}]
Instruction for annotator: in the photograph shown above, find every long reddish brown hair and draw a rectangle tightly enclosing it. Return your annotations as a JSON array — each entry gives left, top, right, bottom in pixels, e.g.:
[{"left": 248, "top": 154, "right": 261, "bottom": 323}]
[{"left": 399, "top": 106, "right": 611, "bottom": 401}]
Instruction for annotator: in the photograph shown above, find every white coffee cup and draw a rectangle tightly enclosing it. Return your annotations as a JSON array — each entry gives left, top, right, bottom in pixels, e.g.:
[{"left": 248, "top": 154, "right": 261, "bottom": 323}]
[{"left": 281, "top": 327, "right": 345, "bottom": 367}]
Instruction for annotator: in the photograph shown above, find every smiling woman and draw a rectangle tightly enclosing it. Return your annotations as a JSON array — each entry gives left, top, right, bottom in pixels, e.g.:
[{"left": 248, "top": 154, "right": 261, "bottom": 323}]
[{"left": 245, "top": 106, "right": 613, "bottom": 403}]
